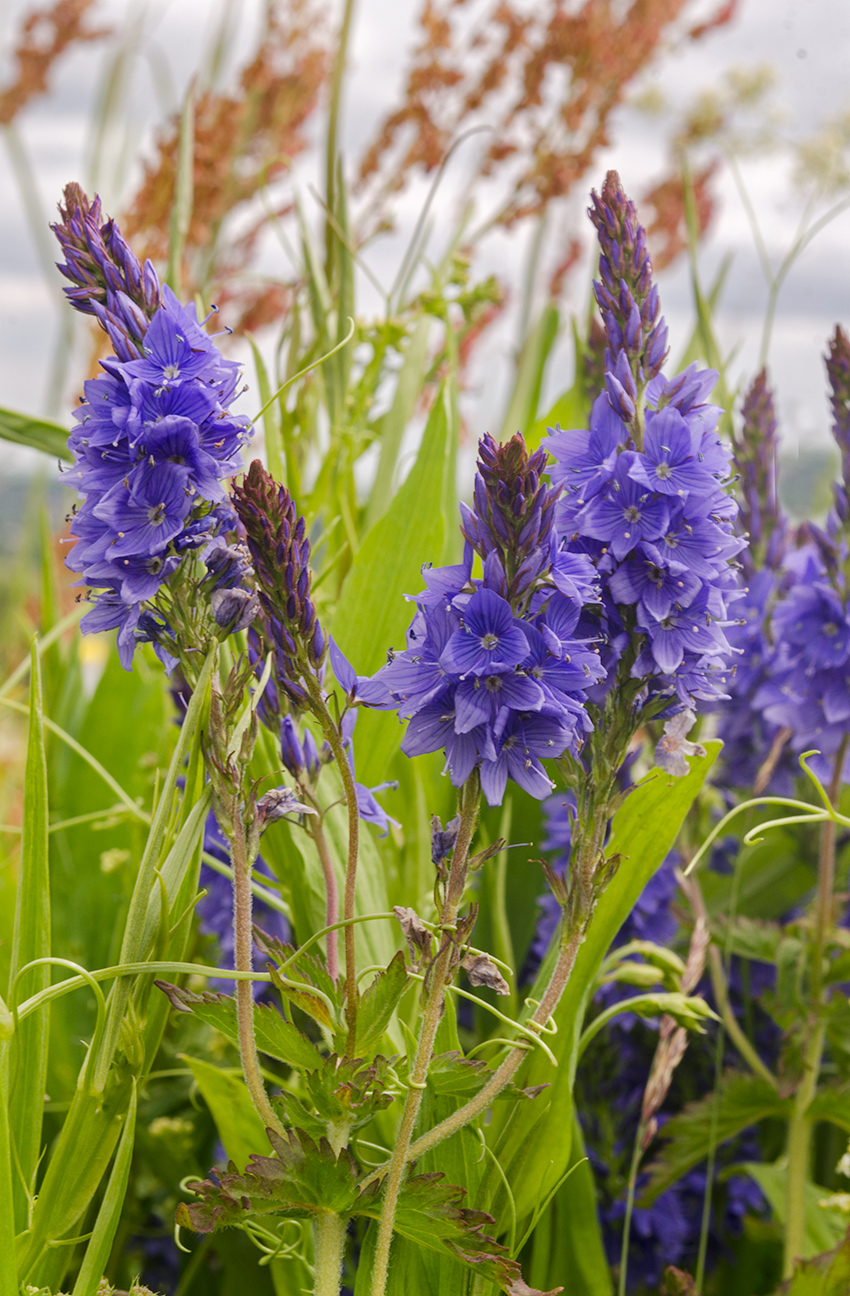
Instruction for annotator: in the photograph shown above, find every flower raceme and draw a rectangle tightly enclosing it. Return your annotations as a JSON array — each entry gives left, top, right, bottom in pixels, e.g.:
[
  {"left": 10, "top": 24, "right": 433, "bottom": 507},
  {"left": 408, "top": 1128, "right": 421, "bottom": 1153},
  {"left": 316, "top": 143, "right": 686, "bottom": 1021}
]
[
  {"left": 54, "top": 185, "right": 252, "bottom": 670},
  {"left": 373, "top": 433, "right": 605, "bottom": 806},
  {"left": 545, "top": 174, "right": 744, "bottom": 709}
]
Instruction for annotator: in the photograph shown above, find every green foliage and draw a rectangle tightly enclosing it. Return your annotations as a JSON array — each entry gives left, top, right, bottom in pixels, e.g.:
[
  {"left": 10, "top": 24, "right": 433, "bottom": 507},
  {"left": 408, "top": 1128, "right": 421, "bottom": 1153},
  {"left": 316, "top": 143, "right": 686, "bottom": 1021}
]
[
  {"left": 157, "top": 982, "right": 324, "bottom": 1071},
  {"left": 772, "top": 1231, "right": 850, "bottom": 1295},
  {"left": 641, "top": 1071, "right": 792, "bottom": 1204},
  {"left": 739, "top": 1161, "right": 848, "bottom": 1258},
  {"left": 356, "top": 952, "right": 408, "bottom": 1055},
  {"left": 183, "top": 1056, "right": 269, "bottom": 1170},
  {"left": 0, "top": 408, "right": 71, "bottom": 461}
]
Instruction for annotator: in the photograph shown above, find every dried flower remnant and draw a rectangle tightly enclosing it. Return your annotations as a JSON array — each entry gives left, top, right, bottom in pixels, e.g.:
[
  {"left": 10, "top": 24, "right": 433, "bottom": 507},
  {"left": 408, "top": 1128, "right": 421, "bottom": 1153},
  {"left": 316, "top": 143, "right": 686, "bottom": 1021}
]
[
  {"left": 0, "top": 0, "right": 107, "bottom": 125},
  {"left": 123, "top": 0, "right": 328, "bottom": 332},
  {"left": 639, "top": 162, "right": 718, "bottom": 272},
  {"left": 358, "top": 0, "right": 738, "bottom": 230}
]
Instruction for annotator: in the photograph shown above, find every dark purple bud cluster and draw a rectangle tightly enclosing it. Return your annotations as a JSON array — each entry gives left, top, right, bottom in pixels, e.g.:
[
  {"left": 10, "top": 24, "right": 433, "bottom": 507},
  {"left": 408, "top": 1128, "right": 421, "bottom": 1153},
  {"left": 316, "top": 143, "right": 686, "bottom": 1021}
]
[
  {"left": 280, "top": 714, "right": 321, "bottom": 779},
  {"left": 460, "top": 432, "right": 561, "bottom": 606},
  {"left": 52, "top": 182, "right": 161, "bottom": 360},
  {"left": 231, "top": 460, "right": 326, "bottom": 703},
  {"left": 732, "top": 369, "right": 787, "bottom": 573},
  {"left": 589, "top": 170, "right": 669, "bottom": 432}
]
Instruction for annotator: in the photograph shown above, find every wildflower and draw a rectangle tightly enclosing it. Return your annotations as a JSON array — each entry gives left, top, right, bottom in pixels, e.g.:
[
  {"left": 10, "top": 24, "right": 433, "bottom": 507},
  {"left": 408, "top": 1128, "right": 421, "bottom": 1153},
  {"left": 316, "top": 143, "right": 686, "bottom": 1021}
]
[
  {"left": 56, "top": 187, "right": 253, "bottom": 671},
  {"left": 373, "top": 434, "right": 604, "bottom": 806},
  {"left": 545, "top": 172, "right": 743, "bottom": 711}
]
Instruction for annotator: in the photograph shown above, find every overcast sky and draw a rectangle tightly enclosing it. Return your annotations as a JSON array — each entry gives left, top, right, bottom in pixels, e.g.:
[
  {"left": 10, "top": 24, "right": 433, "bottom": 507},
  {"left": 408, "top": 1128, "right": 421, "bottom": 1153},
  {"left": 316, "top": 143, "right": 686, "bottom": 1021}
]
[{"left": 1, "top": 0, "right": 848, "bottom": 472}]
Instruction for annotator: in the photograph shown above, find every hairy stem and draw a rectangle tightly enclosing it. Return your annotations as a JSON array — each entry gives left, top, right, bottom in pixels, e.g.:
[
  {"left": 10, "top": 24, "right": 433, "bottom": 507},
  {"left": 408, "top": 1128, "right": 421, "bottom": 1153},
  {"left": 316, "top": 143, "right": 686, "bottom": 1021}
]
[
  {"left": 308, "top": 817, "right": 340, "bottom": 982},
  {"left": 314, "top": 1211, "right": 347, "bottom": 1296},
  {"left": 231, "top": 805, "right": 285, "bottom": 1137},
  {"left": 306, "top": 681, "right": 360, "bottom": 1055},
  {"left": 370, "top": 777, "right": 480, "bottom": 1296},
  {"left": 399, "top": 909, "right": 585, "bottom": 1168}
]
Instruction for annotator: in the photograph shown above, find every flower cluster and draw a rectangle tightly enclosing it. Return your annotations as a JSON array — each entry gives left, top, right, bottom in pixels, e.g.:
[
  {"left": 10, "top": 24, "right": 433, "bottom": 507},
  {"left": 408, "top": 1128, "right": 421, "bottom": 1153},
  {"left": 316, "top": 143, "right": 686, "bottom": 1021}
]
[
  {"left": 372, "top": 433, "right": 605, "bottom": 806},
  {"left": 754, "top": 328, "right": 850, "bottom": 764},
  {"left": 545, "top": 173, "right": 743, "bottom": 710},
  {"left": 55, "top": 186, "right": 252, "bottom": 670},
  {"left": 716, "top": 370, "right": 792, "bottom": 788}
]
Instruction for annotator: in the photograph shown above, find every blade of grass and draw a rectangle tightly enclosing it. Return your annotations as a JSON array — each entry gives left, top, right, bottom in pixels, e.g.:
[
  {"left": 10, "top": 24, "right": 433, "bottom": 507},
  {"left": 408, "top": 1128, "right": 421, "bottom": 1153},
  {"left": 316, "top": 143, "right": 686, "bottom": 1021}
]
[
  {"left": 0, "top": 996, "right": 17, "bottom": 1296},
  {"left": 91, "top": 641, "right": 216, "bottom": 1090},
  {"left": 7, "top": 641, "right": 50, "bottom": 1230},
  {"left": 166, "top": 80, "right": 196, "bottom": 295},
  {"left": 71, "top": 1081, "right": 136, "bottom": 1296}
]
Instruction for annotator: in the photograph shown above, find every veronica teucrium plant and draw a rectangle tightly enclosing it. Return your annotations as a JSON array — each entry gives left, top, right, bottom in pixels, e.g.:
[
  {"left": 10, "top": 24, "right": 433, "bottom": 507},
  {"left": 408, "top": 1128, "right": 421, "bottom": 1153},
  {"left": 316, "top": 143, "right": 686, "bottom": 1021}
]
[{"left": 40, "top": 174, "right": 748, "bottom": 1296}]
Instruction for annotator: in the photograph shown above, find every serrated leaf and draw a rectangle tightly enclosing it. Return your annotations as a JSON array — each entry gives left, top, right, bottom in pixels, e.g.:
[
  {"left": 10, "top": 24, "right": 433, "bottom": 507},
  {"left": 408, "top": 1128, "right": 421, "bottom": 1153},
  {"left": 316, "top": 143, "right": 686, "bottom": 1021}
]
[
  {"left": 0, "top": 406, "right": 71, "bottom": 460},
  {"left": 178, "top": 1128, "right": 360, "bottom": 1232},
  {"left": 281, "top": 1054, "right": 396, "bottom": 1134},
  {"left": 771, "top": 1230, "right": 850, "bottom": 1295},
  {"left": 183, "top": 1055, "right": 269, "bottom": 1170},
  {"left": 257, "top": 932, "right": 341, "bottom": 1034},
  {"left": 427, "top": 1051, "right": 494, "bottom": 1098},
  {"left": 156, "top": 983, "right": 324, "bottom": 1072},
  {"left": 712, "top": 915, "right": 784, "bottom": 963},
  {"left": 358, "top": 1173, "right": 560, "bottom": 1294},
  {"left": 356, "top": 951, "right": 408, "bottom": 1055},
  {"left": 808, "top": 1083, "right": 850, "bottom": 1134},
  {"left": 640, "top": 1071, "right": 791, "bottom": 1204}
]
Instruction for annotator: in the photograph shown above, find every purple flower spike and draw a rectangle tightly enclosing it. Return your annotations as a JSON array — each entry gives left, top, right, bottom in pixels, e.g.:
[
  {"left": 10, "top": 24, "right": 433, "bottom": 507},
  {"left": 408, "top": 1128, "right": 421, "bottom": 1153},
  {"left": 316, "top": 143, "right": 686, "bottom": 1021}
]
[{"left": 56, "top": 185, "right": 254, "bottom": 671}]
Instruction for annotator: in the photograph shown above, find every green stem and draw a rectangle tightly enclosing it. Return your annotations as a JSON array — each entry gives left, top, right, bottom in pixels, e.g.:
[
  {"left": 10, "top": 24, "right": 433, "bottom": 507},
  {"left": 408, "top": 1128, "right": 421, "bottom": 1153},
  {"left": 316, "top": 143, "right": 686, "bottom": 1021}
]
[
  {"left": 231, "top": 804, "right": 285, "bottom": 1138},
  {"left": 617, "top": 1125, "right": 644, "bottom": 1296},
  {"left": 314, "top": 1212, "right": 347, "bottom": 1296},
  {"left": 783, "top": 739, "right": 846, "bottom": 1278},
  {"left": 306, "top": 681, "right": 360, "bottom": 1054},
  {"left": 370, "top": 777, "right": 480, "bottom": 1296}
]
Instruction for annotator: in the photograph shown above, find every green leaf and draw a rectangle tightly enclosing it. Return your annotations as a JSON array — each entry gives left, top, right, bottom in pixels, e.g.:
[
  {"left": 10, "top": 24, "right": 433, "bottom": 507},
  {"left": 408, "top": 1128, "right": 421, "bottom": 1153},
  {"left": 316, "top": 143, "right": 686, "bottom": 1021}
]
[
  {"left": 499, "top": 304, "right": 560, "bottom": 445},
  {"left": 331, "top": 381, "right": 454, "bottom": 785},
  {"left": 8, "top": 641, "right": 51, "bottom": 1229},
  {"left": 157, "top": 983, "right": 324, "bottom": 1072},
  {"left": 485, "top": 745, "right": 722, "bottom": 1228},
  {"left": 528, "top": 375, "right": 588, "bottom": 453},
  {"left": 178, "top": 1127, "right": 359, "bottom": 1231},
  {"left": 738, "top": 1160, "right": 847, "bottom": 1259},
  {"left": 276, "top": 1055, "right": 396, "bottom": 1140},
  {"left": 139, "top": 787, "right": 211, "bottom": 959},
  {"left": 807, "top": 1084, "right": 850, "bottom": 1135},
  {"left": 0, "top": 997, "right": 18, "bottom": 1296},
  {"left": 528, "top": 1111, "right": 612, "bottom": 1296},
  {"left": 0, "top": 407, "right": 71, "bottom": 461},
  {"left": 356, "top": 951, "right": 408, "bottom": 1055},
  {"left": 366, "top": 317, "right": 433, "bottom": 527},
  {"left": 771, "top": 1231, "right": 850, "bottom": 1295},
  {"left": 183, "top": 1056, "right": 269, "bottom": 1171},
  {"left": 247, "top": 333, "right": 284, "bottom": 482},
  {"left": 641, "top": 1071, "right": 792, "bottom": 1204},
  {"left": 71, "top": 1082, "right": 137, "bottom": 1296}
]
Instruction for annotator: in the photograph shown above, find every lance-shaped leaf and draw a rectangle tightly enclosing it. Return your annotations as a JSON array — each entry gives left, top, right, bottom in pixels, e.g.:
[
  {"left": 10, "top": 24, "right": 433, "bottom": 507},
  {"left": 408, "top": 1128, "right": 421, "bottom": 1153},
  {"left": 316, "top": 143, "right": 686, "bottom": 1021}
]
[
  {"left": 71, "top": 1083, "right": 137, "bottom": 1296},
  {"left": 183, "top": 1057, "right": 268, "bottom": 1170},
  {"left": 0, "top": 406, "right": 71, "bottom": 460},
  {"left": 156, "top": 983, "right": 324, "bottom": 1073},
  {"left": 640, "top": 1070, "right": 792, "bottom": 1204},
  {"left": 356, "top": 951, "right": 408, "bottom": 1055}
]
